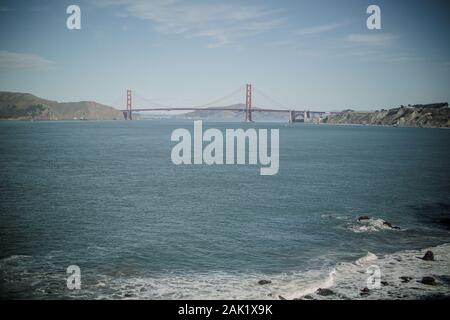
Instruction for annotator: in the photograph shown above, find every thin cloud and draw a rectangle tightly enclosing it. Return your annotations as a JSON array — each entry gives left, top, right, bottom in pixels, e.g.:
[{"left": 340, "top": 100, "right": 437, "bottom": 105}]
[
  {"left": 265, "top": 22, "right": 344, "bottom": 48},
  {"left": 295, "top": 23, "right": 343, "bottom": 36},
  {"left": 346, "top": 33, "right": 400, "bottom": 46},
  {"left": 0, "top": 51, "right": 55, "bottom": 70},
  {"left": 97, "top": 0, "right": 284, "bottom": 48},
  {"left": 265, "top": 39, "right": 295, "bottom": 47}
]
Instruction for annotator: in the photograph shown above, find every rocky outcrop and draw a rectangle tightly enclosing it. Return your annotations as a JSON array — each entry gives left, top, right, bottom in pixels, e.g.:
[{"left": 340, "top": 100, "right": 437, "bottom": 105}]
[
  {"left": 355, "top": 216, "right": 400, "bottom": 231},
  {"left": 419, "top": 277, "right": 436, "bottom": 285},
  {"left": 382, "top": 221, "right": 401, "bottom": 230},
  {"left": 324, "top": 104, "right": 450, "bottom": 128},
  {"left": 421, "top": 251, "right": 435, "bottom": 261},
  {"left": 316, "top": 288, "right": 335, "bottom": 296},
  {"left": 360, "top": 287, "right": 370, "bottom": 296},
  {"left": 400, "top": 276, "right": 413, "bottom": 283}
]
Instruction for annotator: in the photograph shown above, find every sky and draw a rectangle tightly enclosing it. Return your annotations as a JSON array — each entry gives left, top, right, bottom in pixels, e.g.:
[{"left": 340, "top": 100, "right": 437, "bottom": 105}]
[{"left": 0, "top": 0, "right": 449, "bottom": 111}]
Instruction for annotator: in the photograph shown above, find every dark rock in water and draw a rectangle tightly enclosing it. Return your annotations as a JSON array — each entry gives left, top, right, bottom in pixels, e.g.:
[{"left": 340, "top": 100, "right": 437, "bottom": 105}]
[
  {"left": 381, "top": 281, "right": 389, "bottom": 286},
  {"left": 294, "top": 295, "right": 315, "bottom": 300},
  {"left": 278, "top": 295, "right": 287, "bottom": 300},
  {"left": 419, "top": 277, "right": 436, "bottom": 286},
  {"left": 400, "top": 276, "right": 413, "bottom": 283},
  {"left": 360, "top": 287, "right": 370, "bottom": 296},
  {"left": 358, "top": 216, "right": 370, "bottom": 221},
  {"left": 316, "top": 288, "right": 334, "bottom": 296},
  {"left": 258, "top": 280, "right": 271, "bottom": 285},
  {"left": 382, "top": 221, "right": 401, "bottom": 229},
  {"left": 124, "top": 292, "right": 134, "bottom": 297},
  {"left": 421, "top": 251, "right": 435, "bottom": 261}
]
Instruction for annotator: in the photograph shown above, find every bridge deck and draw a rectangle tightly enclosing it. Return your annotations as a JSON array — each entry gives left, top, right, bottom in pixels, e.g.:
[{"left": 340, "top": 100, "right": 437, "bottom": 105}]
[{"left": 122, "top": 107, "right": 329, "bottom": 114}]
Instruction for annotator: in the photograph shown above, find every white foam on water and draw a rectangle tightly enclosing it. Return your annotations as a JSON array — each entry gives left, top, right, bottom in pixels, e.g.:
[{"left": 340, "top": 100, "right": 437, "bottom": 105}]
[
  {"left": 328, "top": 243, "right": 450, "bottom": 300},
  {"left": 349, "top": 217, "right": 400, "bottom": 233},
  {"left": 2, "top": 244, "right": 449, "bottom": 300},
  {"left": 95, "top": 269, "right": 334, "bottom": 300},
  {"left": 94, "top": 243, "right": 450, "bottom": 300},
  {"left": 289, "top": 269, "right": 336, "bottom": 299},
  {"left": 0, "top": 255, "right": 32, "bottom": 264},
  {"left": 355, "top": 252, "right": 378, "bottom": 266}
]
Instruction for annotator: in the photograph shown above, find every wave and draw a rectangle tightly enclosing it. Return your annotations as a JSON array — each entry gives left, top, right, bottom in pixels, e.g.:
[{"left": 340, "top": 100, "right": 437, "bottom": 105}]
[
  {"left": 98, "top": 243, "right": 450, "bottom": 300},
  {"left": 327, "top": 243, "right": 450, "bottom": 300},
  {"left": 0, "top": 255, "right": 31, "bottom": 262},
  {"left": 1, "top": 244, "right": 449, "bottom": 300},
  {"left": 355, "top": 252, "right": 378, "bottom": 266}
]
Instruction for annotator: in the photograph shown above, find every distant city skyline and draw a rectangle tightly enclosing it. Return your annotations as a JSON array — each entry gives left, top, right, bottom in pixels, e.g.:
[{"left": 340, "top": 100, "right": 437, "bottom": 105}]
[{"left": 0, "top": 0, "right": 449, "bottom": 111}]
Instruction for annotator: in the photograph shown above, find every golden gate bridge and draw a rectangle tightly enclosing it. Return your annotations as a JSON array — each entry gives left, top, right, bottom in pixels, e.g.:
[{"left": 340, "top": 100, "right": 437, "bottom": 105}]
[{"left": 116, "top": 84, "right": 335, "bottom": 123}]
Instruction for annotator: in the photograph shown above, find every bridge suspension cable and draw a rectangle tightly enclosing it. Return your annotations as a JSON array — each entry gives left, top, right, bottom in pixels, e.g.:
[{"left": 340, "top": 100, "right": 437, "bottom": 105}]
[
  {"left": 121, "top": 85, "right": 246, "bottom": 110},
  {"left": 253, "top": 86, "right": 290, "bottom": 110},
  {"left": 192, "top": 85, "right": 246, "bottom": 109},
  {"left": 110, "top": 94, "right": 128, "bottom": 109},
  {"left": 133, "top": 91, "right": 173, "bottom": 109}
]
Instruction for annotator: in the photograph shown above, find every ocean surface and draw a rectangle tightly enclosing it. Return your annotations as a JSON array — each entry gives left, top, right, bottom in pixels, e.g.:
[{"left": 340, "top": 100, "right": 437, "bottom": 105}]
[{"left": 0, "top": 120, "right": 449, "bottom": 299}]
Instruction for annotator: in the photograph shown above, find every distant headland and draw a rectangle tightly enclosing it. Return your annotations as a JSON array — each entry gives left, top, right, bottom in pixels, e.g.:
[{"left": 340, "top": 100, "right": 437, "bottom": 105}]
[
  {"left": 324, "top": 103, "right": 450, "bottom": 128},
  {"left": 0, "top": 91, "right": 123, "bottom": 121}
]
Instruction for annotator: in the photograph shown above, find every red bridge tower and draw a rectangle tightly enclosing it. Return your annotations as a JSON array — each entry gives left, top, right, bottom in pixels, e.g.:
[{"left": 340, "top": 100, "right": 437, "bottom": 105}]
[
  {"left": 245, "top": 83, "right": 252, "bottom": 122},
  {"left": 123, "top": 89, "right": 132, "bottom": 120}
]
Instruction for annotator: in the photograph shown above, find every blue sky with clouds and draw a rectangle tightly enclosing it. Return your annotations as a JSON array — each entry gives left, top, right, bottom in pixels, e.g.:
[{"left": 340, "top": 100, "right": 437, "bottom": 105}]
[{"left": 0, "top": 0, "right": 449, "bottom": 110}]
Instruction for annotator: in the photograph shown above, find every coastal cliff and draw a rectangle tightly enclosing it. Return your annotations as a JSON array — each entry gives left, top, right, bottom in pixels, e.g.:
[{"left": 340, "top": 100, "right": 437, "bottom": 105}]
[{"left": 324, "top": 103, "right": 450, "bottom": 128}]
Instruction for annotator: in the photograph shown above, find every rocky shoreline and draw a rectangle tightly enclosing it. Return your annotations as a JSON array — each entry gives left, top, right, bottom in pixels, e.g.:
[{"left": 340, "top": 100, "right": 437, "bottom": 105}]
[
  {"left": 257, "top": 244, "right": 450, "bottom": 300},
  {"left": 254, "top": 216, "right": 450, "bottom": 300},
  {"left": 324, "top": 103, "right": 450, "bottom": 128},
  {"left": 257, "top": 246, "right": 450, "bottom": 300}
]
